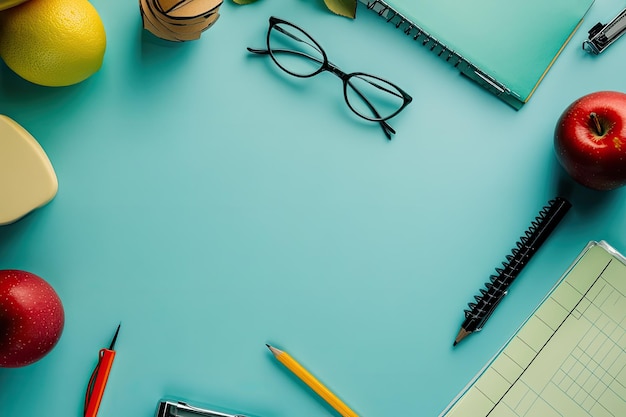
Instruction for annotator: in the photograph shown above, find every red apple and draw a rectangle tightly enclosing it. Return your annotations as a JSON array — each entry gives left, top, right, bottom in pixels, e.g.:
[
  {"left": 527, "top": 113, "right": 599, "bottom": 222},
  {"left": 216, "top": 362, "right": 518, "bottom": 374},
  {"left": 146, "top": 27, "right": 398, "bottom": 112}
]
[
  {"left": 554, "top": 91, "right": 626, "bottom": 190},
  {"left": 0, "top": 270, "right": 64, "bottom": 367}
]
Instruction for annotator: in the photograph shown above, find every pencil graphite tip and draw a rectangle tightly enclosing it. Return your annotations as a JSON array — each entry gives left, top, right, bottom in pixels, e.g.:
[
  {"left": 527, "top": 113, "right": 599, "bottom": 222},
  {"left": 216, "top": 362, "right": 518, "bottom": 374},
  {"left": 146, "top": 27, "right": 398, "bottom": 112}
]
[
  {"left": 454, "top": 328, "right": 471, "bottom": 346},
  {"left": 266, "top": 344, "right": 282, "bottom": 356}
]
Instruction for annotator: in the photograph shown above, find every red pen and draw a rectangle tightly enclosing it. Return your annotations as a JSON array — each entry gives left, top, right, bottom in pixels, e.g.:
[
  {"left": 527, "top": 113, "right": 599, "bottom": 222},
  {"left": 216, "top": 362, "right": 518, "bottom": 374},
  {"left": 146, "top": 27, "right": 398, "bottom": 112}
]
[{"left": 84, "top": 324, "right": 120, "bottom": 417}]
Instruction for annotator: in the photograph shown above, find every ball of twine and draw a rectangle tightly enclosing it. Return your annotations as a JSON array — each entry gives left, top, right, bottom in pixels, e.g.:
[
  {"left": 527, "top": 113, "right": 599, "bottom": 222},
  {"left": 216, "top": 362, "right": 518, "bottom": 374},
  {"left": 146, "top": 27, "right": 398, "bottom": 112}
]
[{"left": 139, "top": 0, "right": 222, "bottom": 42}]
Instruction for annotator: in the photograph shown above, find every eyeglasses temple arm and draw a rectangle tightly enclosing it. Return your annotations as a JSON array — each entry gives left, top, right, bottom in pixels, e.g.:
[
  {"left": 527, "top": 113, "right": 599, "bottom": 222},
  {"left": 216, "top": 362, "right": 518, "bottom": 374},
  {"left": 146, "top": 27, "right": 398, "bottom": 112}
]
[
  {"left": 272, "top": 25, "right": 324, "bottom": 55},
  {"left": 359, "top": 77, "right": 407, "bottom": 100},
  {"left": 380, "top": 120, "right": 395, "bottom": 140},
  {"left": 347, "top": 79, "right": 395, "bottom": 140},
  {"left": 247, "top": 47, "right": 271, "bottom": 55},
  {"left": 247, "top": 47, "right": 325, "bottom": 66}
]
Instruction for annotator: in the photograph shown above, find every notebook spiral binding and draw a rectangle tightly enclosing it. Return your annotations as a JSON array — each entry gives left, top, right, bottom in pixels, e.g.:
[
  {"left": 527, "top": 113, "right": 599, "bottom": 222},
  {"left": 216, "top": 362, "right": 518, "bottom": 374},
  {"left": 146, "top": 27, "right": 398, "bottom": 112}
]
[
  {"left": 464, "top": 197, "right": 572, "bottom": 324},
  {"left": 363, "top": 0, "right": 523, "bottom": 107}
]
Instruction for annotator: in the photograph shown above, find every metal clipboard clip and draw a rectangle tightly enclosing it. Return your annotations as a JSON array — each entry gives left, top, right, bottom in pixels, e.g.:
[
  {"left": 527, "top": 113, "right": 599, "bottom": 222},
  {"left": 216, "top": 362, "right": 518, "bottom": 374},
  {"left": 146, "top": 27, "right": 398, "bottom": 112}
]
[
  {"left": 583, "top": 7, "right": 626, "bottom": 54},
  {"left": 156, "top": 399, "right": 254, "bottom": 417}
]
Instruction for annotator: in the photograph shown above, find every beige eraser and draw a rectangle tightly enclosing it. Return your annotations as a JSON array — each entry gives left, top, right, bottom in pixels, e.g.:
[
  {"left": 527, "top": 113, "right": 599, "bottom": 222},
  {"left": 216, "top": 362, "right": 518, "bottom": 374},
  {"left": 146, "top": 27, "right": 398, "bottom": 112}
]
[{"left": 0, "top": 115, "right": 58, "bottom": 225}]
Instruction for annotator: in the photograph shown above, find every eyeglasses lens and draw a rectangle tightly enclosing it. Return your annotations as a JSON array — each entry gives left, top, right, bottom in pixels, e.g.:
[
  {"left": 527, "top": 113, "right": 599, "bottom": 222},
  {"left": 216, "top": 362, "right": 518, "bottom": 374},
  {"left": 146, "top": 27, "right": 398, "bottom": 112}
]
[
  {"left": 346, "top": 75, "right": 406, "bottom": 121},
  {"left": 269, "top": 23, "right": 325, "bottom": 77}
]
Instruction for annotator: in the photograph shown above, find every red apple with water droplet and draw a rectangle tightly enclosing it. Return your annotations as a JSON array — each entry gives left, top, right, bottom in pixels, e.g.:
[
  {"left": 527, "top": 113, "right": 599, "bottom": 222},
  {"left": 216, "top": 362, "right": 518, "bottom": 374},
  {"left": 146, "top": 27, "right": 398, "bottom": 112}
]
[
  {"left": 0, "top": 270, "right": 64, "bottom": 367},
  {"left": 554, "top": 91, "right": 626, "bottom": 190}
]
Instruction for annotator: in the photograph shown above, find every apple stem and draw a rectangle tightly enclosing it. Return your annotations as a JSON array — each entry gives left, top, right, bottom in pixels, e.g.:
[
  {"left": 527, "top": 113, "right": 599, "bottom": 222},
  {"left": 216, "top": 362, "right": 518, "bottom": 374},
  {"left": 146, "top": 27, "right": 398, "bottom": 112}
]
[{"left": 590, "top": 112, "right": 604, "bottom": 136}]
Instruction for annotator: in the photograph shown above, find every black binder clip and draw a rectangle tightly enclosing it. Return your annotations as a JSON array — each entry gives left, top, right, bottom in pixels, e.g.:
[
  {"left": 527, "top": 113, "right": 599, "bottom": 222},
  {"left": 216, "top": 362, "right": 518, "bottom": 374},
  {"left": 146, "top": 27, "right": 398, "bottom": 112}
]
[
  {"left": 156, "top": 399, "right": 255, "bottom": 417},
  {"left": 583, "top": 7, "right": 626, "bottom": 54}
]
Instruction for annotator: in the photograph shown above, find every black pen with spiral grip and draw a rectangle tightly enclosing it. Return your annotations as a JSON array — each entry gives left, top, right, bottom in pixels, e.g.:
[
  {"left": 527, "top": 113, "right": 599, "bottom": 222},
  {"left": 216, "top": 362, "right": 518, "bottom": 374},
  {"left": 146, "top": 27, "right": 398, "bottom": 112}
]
[{"left": 454, "top": 197, "right": 572, "bottom": 346}]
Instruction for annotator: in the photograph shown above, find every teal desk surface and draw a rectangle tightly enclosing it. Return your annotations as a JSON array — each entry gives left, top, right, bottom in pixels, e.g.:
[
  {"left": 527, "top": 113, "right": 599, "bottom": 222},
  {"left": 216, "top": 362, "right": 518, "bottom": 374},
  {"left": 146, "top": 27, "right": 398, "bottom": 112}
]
[{"left": 1, "top": 0, "right": 625, "bottom": 416}]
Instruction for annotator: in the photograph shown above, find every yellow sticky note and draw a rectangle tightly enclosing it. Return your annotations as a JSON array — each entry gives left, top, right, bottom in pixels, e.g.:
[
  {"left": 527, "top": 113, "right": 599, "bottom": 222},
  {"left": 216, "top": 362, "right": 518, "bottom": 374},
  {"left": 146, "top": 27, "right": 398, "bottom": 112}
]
[{"left": 0, "top": 115, "right": 58, "bottom": 225}]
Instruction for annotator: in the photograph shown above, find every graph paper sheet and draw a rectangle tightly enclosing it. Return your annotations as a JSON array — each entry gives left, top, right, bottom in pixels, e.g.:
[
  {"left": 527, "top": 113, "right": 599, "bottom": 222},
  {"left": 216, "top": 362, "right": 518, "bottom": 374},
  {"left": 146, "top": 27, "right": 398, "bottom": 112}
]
[{"left": 441, "top": 241, "right": 626, "bottom": 417}]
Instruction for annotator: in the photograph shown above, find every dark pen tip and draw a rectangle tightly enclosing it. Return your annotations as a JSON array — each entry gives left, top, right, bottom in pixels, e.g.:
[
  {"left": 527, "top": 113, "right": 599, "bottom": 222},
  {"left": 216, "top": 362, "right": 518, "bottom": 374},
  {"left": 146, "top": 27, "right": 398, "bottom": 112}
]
[{"left": 109, "top": 323, "right": 121, "bottom": 350}]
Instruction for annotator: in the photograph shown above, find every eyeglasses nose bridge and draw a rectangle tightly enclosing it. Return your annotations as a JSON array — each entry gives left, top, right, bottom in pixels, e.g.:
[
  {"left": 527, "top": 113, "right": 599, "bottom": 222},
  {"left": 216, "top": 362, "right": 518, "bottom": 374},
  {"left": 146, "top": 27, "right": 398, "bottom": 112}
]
[{"left": 326, "top": 62, "right": 350, "bottom": 81}]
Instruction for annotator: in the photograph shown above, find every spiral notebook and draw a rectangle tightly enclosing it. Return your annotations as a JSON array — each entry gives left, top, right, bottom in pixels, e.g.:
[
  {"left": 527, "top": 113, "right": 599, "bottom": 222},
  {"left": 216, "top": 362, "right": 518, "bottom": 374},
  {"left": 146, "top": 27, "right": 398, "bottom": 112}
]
[
  {"left": 361, "top": 0, "right": 595, "bottom": 109},
  {"left": 440, "top": 240, "right": 626, "bottom": 416}
]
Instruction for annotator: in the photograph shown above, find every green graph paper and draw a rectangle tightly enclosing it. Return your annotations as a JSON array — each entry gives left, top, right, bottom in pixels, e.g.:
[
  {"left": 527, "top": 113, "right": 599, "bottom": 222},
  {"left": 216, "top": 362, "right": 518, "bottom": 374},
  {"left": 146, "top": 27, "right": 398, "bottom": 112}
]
[{"left": 442, "top": 241, "right": 626, "bottom": 417}]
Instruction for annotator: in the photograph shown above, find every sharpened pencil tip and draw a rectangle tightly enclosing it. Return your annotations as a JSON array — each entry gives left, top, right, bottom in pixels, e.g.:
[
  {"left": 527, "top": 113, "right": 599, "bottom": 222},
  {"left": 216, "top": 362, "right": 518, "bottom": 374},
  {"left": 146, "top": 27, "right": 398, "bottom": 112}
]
[
  {"left": 266, "top": 344, "right": 282, "bottom": 356},
  {"left": 454, "top": 327, "right": 471, "bottom": 347}
]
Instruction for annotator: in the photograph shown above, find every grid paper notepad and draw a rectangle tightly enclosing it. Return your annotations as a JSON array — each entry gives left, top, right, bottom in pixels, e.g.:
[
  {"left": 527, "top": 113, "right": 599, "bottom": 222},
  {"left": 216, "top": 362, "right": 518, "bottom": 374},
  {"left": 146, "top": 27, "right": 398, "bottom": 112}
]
[{"left": 441, "top": 240, "right": 626, "bottom": 417}]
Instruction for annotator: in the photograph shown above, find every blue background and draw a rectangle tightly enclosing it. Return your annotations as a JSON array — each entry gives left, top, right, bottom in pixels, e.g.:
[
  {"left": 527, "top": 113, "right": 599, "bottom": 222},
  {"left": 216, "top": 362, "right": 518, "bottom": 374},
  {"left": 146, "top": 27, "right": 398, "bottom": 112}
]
[{"left": 1, "top": 0, "right": 625, "bottom": 416}]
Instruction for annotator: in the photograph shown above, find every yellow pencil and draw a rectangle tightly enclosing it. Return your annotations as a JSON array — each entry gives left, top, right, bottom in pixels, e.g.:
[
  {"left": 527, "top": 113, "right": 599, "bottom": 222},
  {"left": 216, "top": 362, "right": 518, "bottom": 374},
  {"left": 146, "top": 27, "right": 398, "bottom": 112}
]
[{"left": 266, "top": 344, "right": 359, "bottom": 417}]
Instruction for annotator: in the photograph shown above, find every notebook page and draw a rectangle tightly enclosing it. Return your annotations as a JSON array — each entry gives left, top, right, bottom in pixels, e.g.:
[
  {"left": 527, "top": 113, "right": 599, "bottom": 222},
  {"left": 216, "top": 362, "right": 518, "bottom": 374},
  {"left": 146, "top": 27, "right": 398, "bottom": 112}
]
[{"left": 442, "top": 241, "right": 626, "bottom": 416}]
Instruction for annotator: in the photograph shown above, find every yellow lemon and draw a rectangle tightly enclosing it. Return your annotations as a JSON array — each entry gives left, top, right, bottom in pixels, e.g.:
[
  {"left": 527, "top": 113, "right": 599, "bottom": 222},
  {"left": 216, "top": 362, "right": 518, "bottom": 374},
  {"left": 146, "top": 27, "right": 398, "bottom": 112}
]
[{"left": 0, "top": 0, "right": 106, "bottom": 86}]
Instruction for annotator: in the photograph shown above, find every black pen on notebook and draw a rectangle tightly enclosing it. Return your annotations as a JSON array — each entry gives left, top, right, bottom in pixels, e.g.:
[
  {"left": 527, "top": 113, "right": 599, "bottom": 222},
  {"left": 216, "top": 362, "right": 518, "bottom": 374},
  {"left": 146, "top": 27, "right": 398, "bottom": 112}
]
[{"left": 454, "top": 197, "right": 571, "bottom": 346}]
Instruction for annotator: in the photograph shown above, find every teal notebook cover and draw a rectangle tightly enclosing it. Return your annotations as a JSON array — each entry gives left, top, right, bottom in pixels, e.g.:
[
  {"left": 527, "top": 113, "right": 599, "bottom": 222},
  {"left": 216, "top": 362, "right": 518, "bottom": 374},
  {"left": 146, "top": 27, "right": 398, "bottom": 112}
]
[{"left": 363, "top": 0, "right": 595, "bottom": 109}]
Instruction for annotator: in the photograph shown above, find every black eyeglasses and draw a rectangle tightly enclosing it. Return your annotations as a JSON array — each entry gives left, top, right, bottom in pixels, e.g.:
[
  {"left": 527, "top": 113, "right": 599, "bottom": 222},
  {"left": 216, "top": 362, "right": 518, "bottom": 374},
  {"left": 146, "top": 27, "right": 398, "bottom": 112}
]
[{"left": 247, "top": 16, "right": 413, "bottom": 140}]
